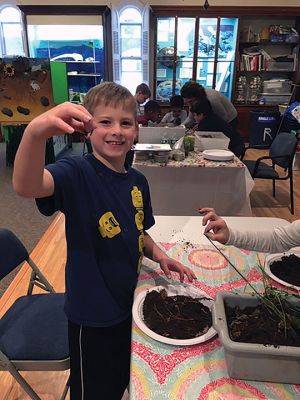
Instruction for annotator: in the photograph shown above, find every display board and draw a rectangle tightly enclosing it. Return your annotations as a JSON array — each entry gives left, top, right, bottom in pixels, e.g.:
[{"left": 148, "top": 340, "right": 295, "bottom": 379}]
[{"left": 0, "top": 56, "right": 55, "bottom": 123}]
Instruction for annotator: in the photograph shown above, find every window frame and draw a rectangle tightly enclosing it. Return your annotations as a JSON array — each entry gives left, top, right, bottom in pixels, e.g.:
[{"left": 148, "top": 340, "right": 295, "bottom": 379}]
[{"left": 0, "top": 5, "right": 25, "bottom": 57}]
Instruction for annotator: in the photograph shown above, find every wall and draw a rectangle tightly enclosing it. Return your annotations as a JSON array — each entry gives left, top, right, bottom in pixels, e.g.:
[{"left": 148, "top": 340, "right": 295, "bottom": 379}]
[{"left": 5, "top": 0, "right": 300, "bottom": 7}]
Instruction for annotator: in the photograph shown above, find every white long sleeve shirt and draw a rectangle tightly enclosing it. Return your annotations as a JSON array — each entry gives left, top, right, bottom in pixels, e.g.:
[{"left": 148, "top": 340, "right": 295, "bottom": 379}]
[{"left": 227, "top": 220, "right": 300, "bottom": 253}]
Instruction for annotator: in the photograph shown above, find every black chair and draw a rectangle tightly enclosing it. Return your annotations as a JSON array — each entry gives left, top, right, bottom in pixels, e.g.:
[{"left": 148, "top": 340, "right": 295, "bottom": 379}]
[
  {"left": 243, "top": 132, "right": 297, "bottom": 214},
  {"left": 0, "top": 229, "right": 69, "bottom": 400}
]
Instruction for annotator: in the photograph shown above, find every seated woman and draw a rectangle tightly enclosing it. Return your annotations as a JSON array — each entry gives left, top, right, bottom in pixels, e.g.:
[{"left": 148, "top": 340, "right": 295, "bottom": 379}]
[
  {"left": 190, "top": 100, "right": 245, "bottom": 159},
  {"left": 137, "top": 100, "right": 161, "bottom": 127}
]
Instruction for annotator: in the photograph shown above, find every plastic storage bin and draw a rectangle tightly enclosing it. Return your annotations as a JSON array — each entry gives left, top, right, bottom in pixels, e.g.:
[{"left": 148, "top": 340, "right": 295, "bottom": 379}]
[
  {"left": 194, "top": 131, "right": 230, "bottom": 151},
  {"left": 262, "top": 80, "right": 292, "bottom": 94},
  {"left": 266, "top": 61, "right": 295, "bottom": 71},
  {"left": 249, "top": 111, "right": 280, "bottom": 147},
  {"left": 212, "top": 291, "right": 300, "bottom": 384}
]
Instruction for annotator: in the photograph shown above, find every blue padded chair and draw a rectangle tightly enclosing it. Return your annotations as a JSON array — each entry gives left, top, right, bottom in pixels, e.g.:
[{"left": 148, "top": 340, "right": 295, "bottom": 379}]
[
  {"left": 243, "top": 132, "right": 297, "bottom": 214},
  {"left": 0, "top": 228, "right": 69, "bottom": 400}
]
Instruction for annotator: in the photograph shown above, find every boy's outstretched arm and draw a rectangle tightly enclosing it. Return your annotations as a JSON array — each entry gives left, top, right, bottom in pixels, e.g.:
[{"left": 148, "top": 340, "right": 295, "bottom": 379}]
[
  {"left": 143, "top": 232, "right": 196, "bottom": 282},
  {"left": 13, "top": 102, "right": 94, "bottom": 198}
]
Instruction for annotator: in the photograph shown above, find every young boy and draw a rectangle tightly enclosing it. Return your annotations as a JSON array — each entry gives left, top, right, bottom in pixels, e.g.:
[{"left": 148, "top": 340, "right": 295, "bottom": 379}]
[
  {"left": 13, "top": 82, "right": 196, "bottom": 400},
  {"left": 134, "top": 83, "right": 151, "bottom": 116},
  {"left": 137, "top": 100, "right": 161, "bottom": 127},
  {"left": 161, "top": 95, "right": 187, "bottom": 126},
  {"left": 190, "top": 99, "right": 245, "bottom": 159},
  {"left": 201, "top": 207, "right": 300, "bottom": 253}
]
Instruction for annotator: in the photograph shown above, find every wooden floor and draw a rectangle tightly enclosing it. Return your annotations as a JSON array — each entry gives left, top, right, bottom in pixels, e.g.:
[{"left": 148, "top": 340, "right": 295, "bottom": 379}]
[{"left": 0, "top": 148, "right": 299, "bottom": 399}]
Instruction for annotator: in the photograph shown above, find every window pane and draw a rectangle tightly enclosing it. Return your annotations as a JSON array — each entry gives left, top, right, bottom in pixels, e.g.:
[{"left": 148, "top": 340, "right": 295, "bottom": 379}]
[
  {"left": 3, "top": 24, "right": 24, "bottom": 56},
  {"left": 198, "top": 18, "right": 218, "bottom": 58},
  {"left": 157, "top": 18, "right": 175, "bottom": 57},
  {"left": 175, "top": 61, "right": 193, "bottom": 89},
  {"left": 0, "top": 6, "right": 21, "bottom": 23},
  {"left": 120, "top": 8, "right": 142, "bottom": 23},
  {"left": 215, "top": 61, "right": 235, "bottom": 98},
  {"left": 121, "top": 71, "right": 142, "bottom": 94},
  {"left": 196, "top": 60, "right": 215, "bottom": 89},
  {"left": 121, "top": 59, "right": 141, "bottom": 72},
  {"left": 218, "top": 18, "right": 238, "bottom": 60},
  {"left": 177, "top": 18, "right": 195, "bottom": 58},
  {"left": 120, "top": 25, "right": 141, "bottom": 57}
]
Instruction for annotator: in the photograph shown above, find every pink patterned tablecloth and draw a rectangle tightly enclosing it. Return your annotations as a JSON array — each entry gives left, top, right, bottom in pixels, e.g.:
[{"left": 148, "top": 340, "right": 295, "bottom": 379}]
[{"left": 130, "top": 242, "right": 300, "bottom": 400}]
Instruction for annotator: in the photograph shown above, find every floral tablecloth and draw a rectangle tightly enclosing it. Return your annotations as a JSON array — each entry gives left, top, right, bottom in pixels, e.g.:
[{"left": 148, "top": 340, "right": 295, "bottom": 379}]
[
  {"left": 134, "top": 151, "right": 245, "bottom": 169},
  {"left": 130, "top": 242, "right": 300, "bottom": 400}
]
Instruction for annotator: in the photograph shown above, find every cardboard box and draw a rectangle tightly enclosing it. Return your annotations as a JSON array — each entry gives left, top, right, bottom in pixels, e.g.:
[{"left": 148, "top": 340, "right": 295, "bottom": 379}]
[{"left": 194, "top": 131, "right": 230, "bottom": 151}]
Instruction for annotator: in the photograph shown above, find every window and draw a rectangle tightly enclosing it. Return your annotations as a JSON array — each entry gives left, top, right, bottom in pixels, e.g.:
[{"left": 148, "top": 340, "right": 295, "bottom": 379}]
[
  {"left": 0, "top": 5, "right": 25, "bottom": 56},
  {"left": 155, "top": 16, "right": 238, "bottom": 101},
  {"left": 120, "top": 7, "right": 142, "bottom": 94}
]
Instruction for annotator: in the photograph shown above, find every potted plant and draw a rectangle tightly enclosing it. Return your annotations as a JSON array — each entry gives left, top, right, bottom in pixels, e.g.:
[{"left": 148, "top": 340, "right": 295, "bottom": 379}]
[{"left": 211, "top": 244, "right": 300, "bottom": 384}]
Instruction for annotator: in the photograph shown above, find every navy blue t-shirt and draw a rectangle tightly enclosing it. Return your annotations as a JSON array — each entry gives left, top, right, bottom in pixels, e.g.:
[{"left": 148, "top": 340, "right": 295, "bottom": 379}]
[{"left": 36, "top": 154, "right": 155, "bottom": 327}]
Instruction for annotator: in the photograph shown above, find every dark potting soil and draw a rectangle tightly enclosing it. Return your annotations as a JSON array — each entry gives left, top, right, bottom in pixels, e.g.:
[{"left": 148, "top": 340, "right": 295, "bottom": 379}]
[
  {"left": 270, "top": 254, "right": 300, "bottom": 286},
  {"left": 142, "top": 289, "right": 212, "bottom": 340},
  {"left": 225, "top": 301, "right": 300, "bottom": 347}
]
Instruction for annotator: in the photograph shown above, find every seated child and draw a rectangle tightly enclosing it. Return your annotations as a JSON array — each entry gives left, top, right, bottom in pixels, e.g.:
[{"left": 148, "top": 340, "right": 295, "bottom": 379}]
[
  {"left": 137, "top": 100, "right": 161, "bottom": 127},
  {"left": 161, "top": 95, "right": 187, "bottom": 126},
  {"left": 190, "top": 99, "right": 245, "bottom": 159},
  {"left": 201, "top": 207, "right": 300, "bottom": 253}
]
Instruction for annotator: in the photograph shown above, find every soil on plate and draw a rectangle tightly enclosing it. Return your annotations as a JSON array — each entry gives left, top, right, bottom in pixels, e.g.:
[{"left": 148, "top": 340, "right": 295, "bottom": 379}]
[
  {"left": 270, "top": 254, "right": 300, "bottom": 286},
  {"left": 142, "top": 289, "right": 212, "bottom": 340},
  {"left": 225, "top": 301, "right": 300, "bottom": 347}
]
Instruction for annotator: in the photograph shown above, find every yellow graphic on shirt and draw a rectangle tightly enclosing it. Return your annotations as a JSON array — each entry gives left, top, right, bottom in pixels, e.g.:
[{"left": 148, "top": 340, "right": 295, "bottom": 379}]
[
  {"left": 138, "top": 233, "right": 144, "bottom": 253},
  {"left": 98, "top": 212, "right": 121, "bottom": 238},
  {"left": 137, "top": 255, "right": 143, "bottom": 274},
  {"left": 135, "top": 210, "right": 144, "bottom": 231},
  {"left": 131, "top": 186, "right": 143, "bottom": 209}
]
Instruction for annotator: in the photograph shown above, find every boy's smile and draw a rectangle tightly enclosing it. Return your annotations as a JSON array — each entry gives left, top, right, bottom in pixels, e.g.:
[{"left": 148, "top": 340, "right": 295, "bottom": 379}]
[{"left": 89, "top": 104, "right": 137, "bottom": 172}]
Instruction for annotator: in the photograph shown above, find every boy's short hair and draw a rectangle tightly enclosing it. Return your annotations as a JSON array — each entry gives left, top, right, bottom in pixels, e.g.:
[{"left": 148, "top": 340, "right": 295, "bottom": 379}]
[
  {"left": 144, "top": 100, "right": 160, "bottom": 114},
  {"left": 190, "top": 99, "right": 213, "bottom": 116},
  {"left": 170, "top": 95, "right": 184, "bottom": 109},
  {"left": 180, "top": 80, "right": 206, "bottom": 99},
  {"left": 83, "top": 81, "right": 136, "bottom": 117},
  {"left": 135, "top": 83, "right": 151, "bottom": 97}
]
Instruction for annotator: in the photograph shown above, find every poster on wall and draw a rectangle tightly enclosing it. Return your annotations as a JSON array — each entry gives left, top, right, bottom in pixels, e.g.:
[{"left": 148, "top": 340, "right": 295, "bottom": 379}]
[{"left": 0, "top": 57, "right": 55, "bottom": 123}]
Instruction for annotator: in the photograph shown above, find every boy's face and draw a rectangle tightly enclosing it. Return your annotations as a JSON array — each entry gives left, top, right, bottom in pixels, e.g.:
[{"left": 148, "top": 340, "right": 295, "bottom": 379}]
[
  {"left": 172, "top": 107, "right": 182, "bottom": 118},
  {"left": 136, "top": 92, "right": 149, "bottom": 105},
  {"left": 90, "top": 103, "right": 137, "bottom": 166},
  {"left": 194, "top": 112, "right": 204, "bottom": 123},
  {"left": 149, "top": 110, "right": 160, "bottom": 123}
]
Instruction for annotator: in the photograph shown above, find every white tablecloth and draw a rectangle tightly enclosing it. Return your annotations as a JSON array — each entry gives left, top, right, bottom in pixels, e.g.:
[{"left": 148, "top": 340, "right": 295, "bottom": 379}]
[{"left": 134, "top": 152, "right": 254, "bottom": 217}]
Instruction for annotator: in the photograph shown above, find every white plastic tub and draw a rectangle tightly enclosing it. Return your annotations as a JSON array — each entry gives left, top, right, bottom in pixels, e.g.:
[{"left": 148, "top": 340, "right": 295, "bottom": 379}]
[
  {"left": 194, "top": 131, "right": 230, "bottom": 151},
  {"left": 212, "top": 291, "right": 300, "bottom": 384}
]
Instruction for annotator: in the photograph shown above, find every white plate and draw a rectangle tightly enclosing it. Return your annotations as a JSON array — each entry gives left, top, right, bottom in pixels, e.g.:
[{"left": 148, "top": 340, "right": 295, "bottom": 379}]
[
  {"left": 202, "top": 149, "right": 234, "bottom": 161},
  {"left": 264, "top": 251, "right": 300, "bottom": 290},
  {"left": 134, "top": 143, "right": 171, "bottom": 152},
  {"left": 132, "top": 285, "right": 217, "bottom": 346}
]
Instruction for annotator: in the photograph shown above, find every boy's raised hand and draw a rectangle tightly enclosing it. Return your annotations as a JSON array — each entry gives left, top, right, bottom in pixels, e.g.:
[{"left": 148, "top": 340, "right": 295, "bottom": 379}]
[
  {"left": 26, "top": 102, "right": 95, "bottom": 139},
  {"left": 200, "top": 207, "right": 230, "bottom": 244},
  {"left": 159, "top": 256, "right": 197, "bottom": 283}
]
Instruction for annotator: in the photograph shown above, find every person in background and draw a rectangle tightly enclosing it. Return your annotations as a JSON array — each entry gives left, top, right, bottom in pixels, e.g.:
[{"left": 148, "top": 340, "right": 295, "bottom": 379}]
[
  {"left": 201, "top": 207, "right": 300, "bottom": 253},
  {"left": 137, "top": 100, "right": 161, "bottom": 127},
  {"left": 13, "top": 82, "right": 196, "bottom": 400},
  {"left": 134, "top": 83, "right": 151, "bottom": 116},
  {"left": 161, "top": 95, "right": 187, "bottom": 126},
  {"left": 190, "top": 99, "right": 245, "bottom": 159},
  {"left": 180, "top": 80, "right": 238, "bottom": 129}
]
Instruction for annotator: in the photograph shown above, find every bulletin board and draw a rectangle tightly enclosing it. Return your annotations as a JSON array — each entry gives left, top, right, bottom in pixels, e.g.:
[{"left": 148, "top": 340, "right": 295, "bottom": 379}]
[{"left": 0, "top": 56, "right": 55, "bottom": 123}]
